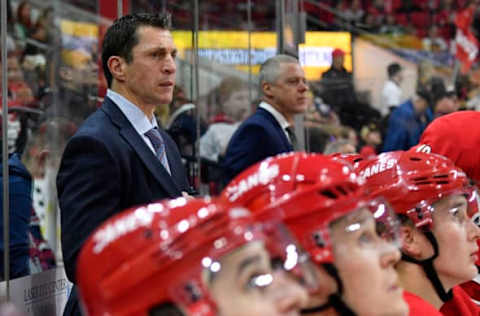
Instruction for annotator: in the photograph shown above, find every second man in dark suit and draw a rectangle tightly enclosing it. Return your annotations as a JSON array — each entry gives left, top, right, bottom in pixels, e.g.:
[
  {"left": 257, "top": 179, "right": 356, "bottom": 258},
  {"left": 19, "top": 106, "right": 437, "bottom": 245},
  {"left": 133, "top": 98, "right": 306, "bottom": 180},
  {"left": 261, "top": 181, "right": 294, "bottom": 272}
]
[
  {"left": 57, "top": 13, "right": 192, "bottom": 316},
  {"left": 222, "top": 54, "right": 309, "bottom": 184}
]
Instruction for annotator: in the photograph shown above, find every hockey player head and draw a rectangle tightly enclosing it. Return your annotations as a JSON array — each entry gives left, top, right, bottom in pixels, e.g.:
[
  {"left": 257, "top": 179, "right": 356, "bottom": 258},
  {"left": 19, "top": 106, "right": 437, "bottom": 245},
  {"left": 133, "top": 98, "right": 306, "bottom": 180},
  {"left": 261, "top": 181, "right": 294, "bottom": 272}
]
[
  {"left": 77, "top": 197, "right": 310, "bottom": 316},
  {"left": 358, "top": 151, "right": 480, "bottom": 307}
]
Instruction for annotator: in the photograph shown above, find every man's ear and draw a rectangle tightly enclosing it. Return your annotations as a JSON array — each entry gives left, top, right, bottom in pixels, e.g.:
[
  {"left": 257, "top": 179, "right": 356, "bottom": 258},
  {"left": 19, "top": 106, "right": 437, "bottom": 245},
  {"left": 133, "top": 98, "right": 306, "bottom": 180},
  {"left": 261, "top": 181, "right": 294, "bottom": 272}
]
[
  {"left": 107, "top": 56, "right": 126, "bottom": 83},
  {"left": 262, "top": 81, "right": 273, "bottom": 99},
  {"left": 400, "top": 225, "right": 424, "bottom": 258}
]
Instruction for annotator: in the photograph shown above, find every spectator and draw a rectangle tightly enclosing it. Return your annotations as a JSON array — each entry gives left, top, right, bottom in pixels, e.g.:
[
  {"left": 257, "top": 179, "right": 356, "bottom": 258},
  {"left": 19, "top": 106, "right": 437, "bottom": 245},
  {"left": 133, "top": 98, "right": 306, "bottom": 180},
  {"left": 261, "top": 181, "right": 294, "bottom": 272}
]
[
  {"left": 344, "top": 0, "right": 365, "bottom": 26},
  {"left": 320, "top": 48, "right": 380, "bottom": 129},
  {"left": 381, "top": 63, "right": 404, "bottom": 116},
  {"left": 166, "top": 86, "right": 206, "bottom": 159},
  {"left": 320, "top": 48, "right": 354, "bottom": 110},
  {"left": 28, "top": 208, "right": 56, "bottom": 274},
  {"left": 367, "top": 0, "right": 386, "bottom": 28},
  {"left": 304, "top": 94, "right": 340, "bottom": 127},
  {"left": 430, "top": 80, "right": 459, "bottom": 118},
  {"left": 13, "top": 1, "right": 34, "bottom": 50},
  {"left": 396, "top": 0, "right": 422, "bottom": 13},
  {"left": 222, "top": 54, "right": 308, "bottom": 184},
  {"left": 45, "top": 50, "right": 99, "bottom": 123},
  {"left": 379, "top": 14, "right": 407, "bottom": 35},
  {"left": 31, "top": 7, "right": 55, "bottom": 45},
  {"left": 359, "top": 122, "right": 382, "bottom": 158},
  {"left": 320, "top": 49, "right": 355, "bottom": 115},
  {"left": 200, "top": 77, "right": 250, "bottom": 162},
  {"left": 323, "top": 138, "right": 356, "bottom": 155},
  {"left": 0, "top": 151, "right": 32, "bottom": 280},
  {"left": 342, "top": 125, "right": 359, "bottom": 149},
  {"left": 422, "top": 25, "right": 448, "bottom": 52},
  {"left": 305, "top": 125, "right": 330, "bottom": 153},
  {"left": 383, "top": 90, "right": 433, "bottom": 151},
  {"left": 7, "top": 54, "right": 25, "bottom": 85}
]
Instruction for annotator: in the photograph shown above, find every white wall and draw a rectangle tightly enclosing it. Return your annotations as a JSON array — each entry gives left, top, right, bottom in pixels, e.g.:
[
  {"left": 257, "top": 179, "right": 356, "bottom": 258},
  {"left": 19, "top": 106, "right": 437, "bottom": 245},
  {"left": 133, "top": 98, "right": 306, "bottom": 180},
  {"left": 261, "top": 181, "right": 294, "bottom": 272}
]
[{"left": 353, "top": 38, "right": 418, "bottom": 114}]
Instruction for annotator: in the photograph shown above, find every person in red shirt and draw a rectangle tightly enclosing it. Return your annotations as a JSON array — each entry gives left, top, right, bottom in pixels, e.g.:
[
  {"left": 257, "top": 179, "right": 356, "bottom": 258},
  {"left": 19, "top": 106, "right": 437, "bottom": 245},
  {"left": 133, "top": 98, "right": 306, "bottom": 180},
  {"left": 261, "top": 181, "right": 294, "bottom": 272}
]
[{"left": 358, "top": 151, "right": 480, "bottom": 315}]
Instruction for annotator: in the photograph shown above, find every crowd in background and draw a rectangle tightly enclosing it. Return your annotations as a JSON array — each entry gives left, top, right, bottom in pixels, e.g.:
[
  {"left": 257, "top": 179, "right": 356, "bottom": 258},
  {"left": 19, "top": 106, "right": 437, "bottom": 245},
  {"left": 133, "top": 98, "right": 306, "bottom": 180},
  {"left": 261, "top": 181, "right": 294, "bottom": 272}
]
[{"left": 1, "top": 0, "right": 96, "bottom": 280}]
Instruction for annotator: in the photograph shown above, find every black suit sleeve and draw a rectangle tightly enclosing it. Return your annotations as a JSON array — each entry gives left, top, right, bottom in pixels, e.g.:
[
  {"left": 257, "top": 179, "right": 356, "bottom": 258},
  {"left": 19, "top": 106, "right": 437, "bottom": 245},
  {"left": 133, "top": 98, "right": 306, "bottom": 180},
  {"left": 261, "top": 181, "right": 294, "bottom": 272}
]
[{"left": 57, "top": 136, "right": 122, "bottom": 283}]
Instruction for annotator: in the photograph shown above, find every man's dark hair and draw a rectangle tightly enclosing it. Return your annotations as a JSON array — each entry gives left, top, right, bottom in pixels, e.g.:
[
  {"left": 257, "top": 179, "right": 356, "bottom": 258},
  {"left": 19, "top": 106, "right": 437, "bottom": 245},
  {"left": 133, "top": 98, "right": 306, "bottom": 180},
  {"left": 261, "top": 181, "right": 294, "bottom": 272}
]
[
  {"left": 387, "top": 63, "right": 402, "bottom": 78},
  {"left": 101, "top": 12, "right": 171, "bottom": 88}
]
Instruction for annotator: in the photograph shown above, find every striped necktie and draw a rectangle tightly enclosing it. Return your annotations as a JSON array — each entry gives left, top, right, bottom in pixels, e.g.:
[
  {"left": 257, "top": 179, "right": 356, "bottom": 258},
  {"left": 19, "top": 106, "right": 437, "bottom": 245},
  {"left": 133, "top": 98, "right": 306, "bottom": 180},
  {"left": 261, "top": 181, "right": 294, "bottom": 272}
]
[
  {"left": 144, "top": 127, "right": 171, "bottom": 174},
  {"left": 285, "top": 126, "right": 298, "bottom": 151}
]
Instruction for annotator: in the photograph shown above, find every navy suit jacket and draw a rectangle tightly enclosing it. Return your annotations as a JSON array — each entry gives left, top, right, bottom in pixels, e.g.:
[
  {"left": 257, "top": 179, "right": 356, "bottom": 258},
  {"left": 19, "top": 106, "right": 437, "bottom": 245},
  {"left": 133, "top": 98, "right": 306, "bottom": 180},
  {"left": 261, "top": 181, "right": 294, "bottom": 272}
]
[
  {"left": 57, "top": 97, "right": 190, "bottom": 316},
  {"left": 222, "top": 107, "right": 293, "bottom": 184}
]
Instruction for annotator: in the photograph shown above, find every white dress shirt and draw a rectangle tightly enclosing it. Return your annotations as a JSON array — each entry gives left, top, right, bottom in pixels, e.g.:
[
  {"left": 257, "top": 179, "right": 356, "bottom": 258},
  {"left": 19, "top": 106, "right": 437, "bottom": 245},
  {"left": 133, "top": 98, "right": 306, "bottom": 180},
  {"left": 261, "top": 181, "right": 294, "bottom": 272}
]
[
  {"left": 381, "top": 80, "right": 403, "bottom": 116},
  {"left": 259, "top": 101, "right": 293, "bottom": 142},
  {"left": 106, "top": 89, "right": 159, "bottom": 156}
]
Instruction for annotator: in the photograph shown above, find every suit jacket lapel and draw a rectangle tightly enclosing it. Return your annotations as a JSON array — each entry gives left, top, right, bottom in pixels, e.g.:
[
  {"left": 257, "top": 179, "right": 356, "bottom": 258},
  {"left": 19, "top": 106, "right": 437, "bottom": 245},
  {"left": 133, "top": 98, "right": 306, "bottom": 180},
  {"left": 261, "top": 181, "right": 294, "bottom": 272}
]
[
  {"left": 258, "top": 108, "right": 293, "bottom": 151},
  {"left": 102, "top": 97, "right": 182, "bottom": 197},
  {"left": 159, "top": 129, "right": 187, "bottom": 190}
]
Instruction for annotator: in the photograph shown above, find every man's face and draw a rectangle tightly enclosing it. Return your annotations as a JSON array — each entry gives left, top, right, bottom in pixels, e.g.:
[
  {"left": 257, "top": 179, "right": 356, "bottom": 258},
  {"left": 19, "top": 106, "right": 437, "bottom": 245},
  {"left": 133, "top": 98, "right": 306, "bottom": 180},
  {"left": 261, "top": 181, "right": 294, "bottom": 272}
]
[
  {"left": 122, "top": 26, "right": 177, "bottom": 106},
  {"left": 330, "top": 209, "right": 408, "bottom": 316},
  {"left": 264, "top": 63, "right": 308, "bottom": 120},
  {"left": 76, "top": 54, "right": 99, "bottom": 86},
  {"left": 223, "top": 89, "right": 251, "bottom": 122},
  {"left": 332, "top": 55, "right": 344, "bottom": 70},
  {"left": 414, "top": 97, "right": 429, "bottom": 113},
  {"left": 435, "top": 96, "right": 459, "bottom": 116},
  {"left": 208, "top": 241, "right": 308, "bottom": 316},
  {"left": 394, "top": 71, "right": 403, "bottom": 84},
  {"left": 432, "top": 194, "right": 480, "bottom": 289}
]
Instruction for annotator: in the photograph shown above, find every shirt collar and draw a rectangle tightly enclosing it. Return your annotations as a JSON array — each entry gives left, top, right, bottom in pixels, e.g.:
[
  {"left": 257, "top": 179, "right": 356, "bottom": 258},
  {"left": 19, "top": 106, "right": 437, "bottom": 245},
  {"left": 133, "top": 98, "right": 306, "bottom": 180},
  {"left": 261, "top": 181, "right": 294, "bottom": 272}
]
[
  {"left": 107, "top": 89, "right": 158, "bottom": 135},
  {"left": 259, "top": 101, "right": 290, "bottom": 130}
]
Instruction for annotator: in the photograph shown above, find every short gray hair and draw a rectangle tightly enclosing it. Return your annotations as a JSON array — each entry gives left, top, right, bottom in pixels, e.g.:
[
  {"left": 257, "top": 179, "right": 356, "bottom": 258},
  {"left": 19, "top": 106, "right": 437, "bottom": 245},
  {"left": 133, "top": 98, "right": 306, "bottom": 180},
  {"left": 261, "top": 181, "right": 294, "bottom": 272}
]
[
  {"left": 323, "top": 139, "right": 354, "bottom": 155},
  {"left": 258, "top": 54, "right": 299, "bottom": 97}
]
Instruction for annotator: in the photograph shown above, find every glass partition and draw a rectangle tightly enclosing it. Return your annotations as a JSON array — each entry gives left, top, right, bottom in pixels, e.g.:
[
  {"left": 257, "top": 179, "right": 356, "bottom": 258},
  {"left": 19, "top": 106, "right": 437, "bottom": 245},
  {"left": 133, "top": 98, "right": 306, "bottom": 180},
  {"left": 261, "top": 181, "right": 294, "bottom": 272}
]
[
  {"left": 0, "top": 0, "right": 305, "bottom": 313},
  {"left": 1, "top": 0, "right": 104, "bottom": 311}
]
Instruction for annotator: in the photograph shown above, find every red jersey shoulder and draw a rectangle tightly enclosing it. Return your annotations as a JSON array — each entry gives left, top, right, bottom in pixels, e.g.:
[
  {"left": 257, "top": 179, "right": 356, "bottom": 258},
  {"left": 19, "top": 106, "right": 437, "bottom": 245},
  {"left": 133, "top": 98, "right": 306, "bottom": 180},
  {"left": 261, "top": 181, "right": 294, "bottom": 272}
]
[
  {"left": 440, "top": 286, "right": 480, "bottom": 316},
  {"left": 403, "top": 291, "right": 442, "bottom": 316}
]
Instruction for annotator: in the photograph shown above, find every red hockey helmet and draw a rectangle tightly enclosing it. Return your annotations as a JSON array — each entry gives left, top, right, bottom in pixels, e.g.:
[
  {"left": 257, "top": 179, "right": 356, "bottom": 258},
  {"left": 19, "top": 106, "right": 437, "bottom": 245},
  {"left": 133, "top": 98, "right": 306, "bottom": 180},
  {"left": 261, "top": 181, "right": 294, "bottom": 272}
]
[
  {"left": 358, "top": 151, "right": 474, "bottom": 230},
  {"left": 77, "top": 197, "right": 310, "bottom": 316},
  {"left": 220, "top": 152, "right": 400, "bottom": 265},
  {"left": 329, "top": 152, "right": 367, "bottom": 170}
]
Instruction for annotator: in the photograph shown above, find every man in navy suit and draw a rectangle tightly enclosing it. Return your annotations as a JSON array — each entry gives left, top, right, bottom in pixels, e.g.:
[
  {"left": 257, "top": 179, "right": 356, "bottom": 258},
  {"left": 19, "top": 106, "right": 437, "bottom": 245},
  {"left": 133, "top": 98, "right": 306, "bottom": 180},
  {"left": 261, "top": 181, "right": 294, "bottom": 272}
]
[
  {"left": 56, "top": 13, "right": 192, "bottom": 316},
  {"left": 222, "top": 55, "right": 309, "bottom": 184}
]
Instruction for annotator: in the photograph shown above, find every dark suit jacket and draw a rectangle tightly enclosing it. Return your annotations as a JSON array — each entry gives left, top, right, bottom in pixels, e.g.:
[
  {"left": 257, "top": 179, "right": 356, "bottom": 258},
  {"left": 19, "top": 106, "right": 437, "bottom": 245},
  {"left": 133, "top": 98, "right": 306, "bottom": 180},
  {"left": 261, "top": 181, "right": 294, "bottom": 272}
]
[
  {"left": 57, "top": 97, "right": 190, "bottom": 316},
  {"left": 222, "top": 107, "right": 293, "bottom": 184}
]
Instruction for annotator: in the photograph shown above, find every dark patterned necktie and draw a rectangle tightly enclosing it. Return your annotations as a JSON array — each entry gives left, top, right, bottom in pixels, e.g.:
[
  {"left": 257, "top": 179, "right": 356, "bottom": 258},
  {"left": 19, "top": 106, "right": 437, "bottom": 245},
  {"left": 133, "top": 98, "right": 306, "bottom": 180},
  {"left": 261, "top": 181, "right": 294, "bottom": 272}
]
[
  {"left": 144, "top": 127, "right": 171, "bottom": 174},
  {"left": 285, "top": 126, "right": 298, "bottom": 151}
]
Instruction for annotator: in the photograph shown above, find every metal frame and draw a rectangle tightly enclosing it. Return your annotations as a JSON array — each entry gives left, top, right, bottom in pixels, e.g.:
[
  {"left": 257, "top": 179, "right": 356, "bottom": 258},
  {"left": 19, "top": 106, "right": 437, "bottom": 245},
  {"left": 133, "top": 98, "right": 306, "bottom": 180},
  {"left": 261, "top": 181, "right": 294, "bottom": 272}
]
[
  {"left": 1, "top": 0, "right": 10, "bottom": 300},
  {"left": 276, "top": 0, "right": 306, "bottom": 151}
]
